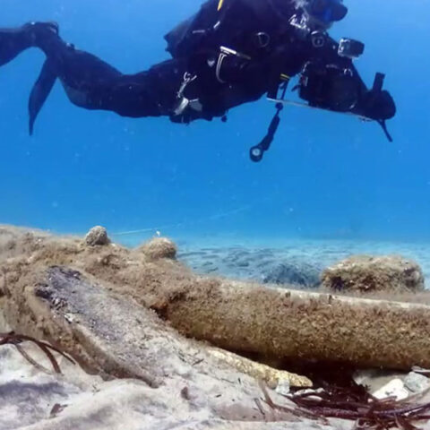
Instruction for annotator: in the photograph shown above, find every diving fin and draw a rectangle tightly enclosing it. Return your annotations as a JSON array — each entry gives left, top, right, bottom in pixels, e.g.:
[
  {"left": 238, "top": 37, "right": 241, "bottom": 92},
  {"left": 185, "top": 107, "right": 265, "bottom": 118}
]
[
  {"left": 28, "top": 59, "right": 57, "bottom": 135},
  {"left": 0, "top": 26, "right": 33, "bottom": 67}
]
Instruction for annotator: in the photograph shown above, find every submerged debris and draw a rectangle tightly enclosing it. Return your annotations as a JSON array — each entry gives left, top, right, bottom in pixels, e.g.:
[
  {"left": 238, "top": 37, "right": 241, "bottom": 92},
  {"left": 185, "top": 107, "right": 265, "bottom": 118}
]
[
  {"left": 207, "top": 348, "right": 312, "bottom": 388},
  {"left": 0, "top": 331, "right": 74, "bottom": 374}
]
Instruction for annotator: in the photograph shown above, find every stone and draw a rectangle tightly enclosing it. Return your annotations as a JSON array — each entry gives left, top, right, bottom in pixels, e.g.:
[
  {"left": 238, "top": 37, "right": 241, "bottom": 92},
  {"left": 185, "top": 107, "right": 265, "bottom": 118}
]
[
  {"left": 140, "top": 237, "right": 177, "bottom": 260},
  {"left": 373, "top": 379, "right": 409, "bottom": 401},
  {"left": 321, "top": 255, "right": 424, "bottom": 293},
  {"left": 353, "top": 369, "right": 407, "bottom": 394},
  {"left": 84, "top": 226, "right": 110, "bottom": 247},
  {"left": 404, "top": 372, "right": 430, "bottom": 394}
]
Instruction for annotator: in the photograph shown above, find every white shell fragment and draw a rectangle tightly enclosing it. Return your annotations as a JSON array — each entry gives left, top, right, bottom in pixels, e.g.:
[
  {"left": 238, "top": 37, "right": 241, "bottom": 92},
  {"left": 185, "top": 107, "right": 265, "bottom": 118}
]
[
  {"left": 404, "top": 372, "right": 430, "bottom": 394},
  {"left": 275, "top": 379, "right": 291, "bottom": 396},
  {"left": 372, "top": 379, "right": 409, "bottom": 401}
]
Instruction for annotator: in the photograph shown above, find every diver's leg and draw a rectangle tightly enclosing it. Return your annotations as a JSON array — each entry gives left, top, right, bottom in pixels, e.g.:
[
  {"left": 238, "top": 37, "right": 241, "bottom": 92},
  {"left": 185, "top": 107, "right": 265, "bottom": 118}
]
[
  {"left": 23, "top": 23, "right": 186, "bottom": 117},
  {"left": 26, "top": 22, "right": 124, "bottom": 90},
  {"left": 1, "top": 22, "right": 187, "bottom": 131},
  {"left": 10, "top": 22, "right": 186, "bottom": 117},
  {"left": 36, "top": 28, "right": 187, "bottom": 117},
  {"left": 44, "top": 48, "right": 186, "bottom": 118},
  {"left": 0, "top": 22, "right": 124, "bottom": 109},
  {"left": 80, "top": 60, "right": 188, "bottom": 118}
]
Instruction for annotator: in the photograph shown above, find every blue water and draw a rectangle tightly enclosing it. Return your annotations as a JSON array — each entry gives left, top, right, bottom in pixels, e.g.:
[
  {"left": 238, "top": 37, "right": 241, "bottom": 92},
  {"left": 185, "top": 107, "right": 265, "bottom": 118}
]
[{"left": 1, "top": 0, "right": 430, "bottom": 245}]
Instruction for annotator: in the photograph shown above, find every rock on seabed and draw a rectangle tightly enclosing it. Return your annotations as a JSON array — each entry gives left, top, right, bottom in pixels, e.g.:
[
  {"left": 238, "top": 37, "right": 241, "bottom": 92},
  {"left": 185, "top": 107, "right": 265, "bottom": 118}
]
[{"left": 321, "top": 255, "right": 425, "bottom": 293}]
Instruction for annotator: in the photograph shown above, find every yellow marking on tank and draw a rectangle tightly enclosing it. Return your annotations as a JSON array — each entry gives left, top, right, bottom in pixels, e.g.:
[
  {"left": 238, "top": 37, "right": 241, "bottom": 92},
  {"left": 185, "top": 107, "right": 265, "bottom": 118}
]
[{"left": 218, "top": 0, "right": 225, "bottom": 11}]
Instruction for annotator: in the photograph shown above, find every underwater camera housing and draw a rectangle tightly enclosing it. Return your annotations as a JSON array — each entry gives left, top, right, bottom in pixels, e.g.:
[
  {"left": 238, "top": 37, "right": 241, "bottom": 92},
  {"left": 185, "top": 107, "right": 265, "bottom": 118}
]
[
  {"left": 298, "top": 38, "right": 365, "bottom": 111},
  {"left": 298, "top": 61, "right": 360, "bottom": 112}
]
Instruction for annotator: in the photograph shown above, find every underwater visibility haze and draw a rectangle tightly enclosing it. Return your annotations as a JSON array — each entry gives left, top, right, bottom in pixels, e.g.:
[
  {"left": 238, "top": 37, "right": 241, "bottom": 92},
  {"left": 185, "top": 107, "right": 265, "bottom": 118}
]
[{"left": 1, "top": 0, "right": 430, "bottom": 246}]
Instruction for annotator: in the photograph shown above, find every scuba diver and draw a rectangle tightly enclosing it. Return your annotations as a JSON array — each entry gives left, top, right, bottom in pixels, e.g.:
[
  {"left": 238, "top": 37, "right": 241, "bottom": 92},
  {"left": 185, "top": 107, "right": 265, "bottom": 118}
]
[{"left": 0, "top": 0, "right": 396, "bottom": 162}]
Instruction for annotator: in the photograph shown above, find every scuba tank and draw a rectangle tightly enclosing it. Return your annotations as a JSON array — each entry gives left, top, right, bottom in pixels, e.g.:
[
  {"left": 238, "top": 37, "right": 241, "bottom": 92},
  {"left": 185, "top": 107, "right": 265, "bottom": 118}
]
[
  {"left": 164, "top": 0, "right": 223, "bottom": 59},
  {"left": 164, "top": 14, "right": 198, "bottom": 58}
]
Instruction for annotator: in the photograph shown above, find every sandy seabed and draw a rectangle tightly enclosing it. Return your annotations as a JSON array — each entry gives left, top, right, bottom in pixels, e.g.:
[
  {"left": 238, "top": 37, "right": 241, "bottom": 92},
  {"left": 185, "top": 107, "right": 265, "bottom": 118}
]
[{"left": 175, "top": 238, "right": 430, "bottom": 287}]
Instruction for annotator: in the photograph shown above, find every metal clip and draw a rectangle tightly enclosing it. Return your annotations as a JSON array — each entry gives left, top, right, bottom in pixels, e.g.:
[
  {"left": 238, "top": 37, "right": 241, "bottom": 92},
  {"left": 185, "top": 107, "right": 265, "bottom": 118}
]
[
  {"left": 255, "top": 32, "right": 270, "bottom": 48},
  {"left": 215, "top": 46, "right": 251, "bottom": 84},
  {"left": 177, "top": 72, "right": 197, "bottom": 100},
  {"left": 173, "top": 72, "right": 200, "bottom": 117}
]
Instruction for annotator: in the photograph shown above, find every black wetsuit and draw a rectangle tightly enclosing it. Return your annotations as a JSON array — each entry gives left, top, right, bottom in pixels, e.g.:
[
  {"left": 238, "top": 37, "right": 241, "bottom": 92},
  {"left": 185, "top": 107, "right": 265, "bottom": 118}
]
[{"left": 0, "top": 0, "right": 395, "bottom": 135}]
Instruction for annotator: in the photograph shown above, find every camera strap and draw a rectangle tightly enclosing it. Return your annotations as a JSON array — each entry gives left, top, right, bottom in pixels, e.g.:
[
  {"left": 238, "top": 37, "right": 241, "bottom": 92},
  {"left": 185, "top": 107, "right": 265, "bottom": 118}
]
[
  {"left": 249, "top": 102, "right": 284, "bottom": 162},
  {"left": 249, "top": 75, "right": 290, "bottom": 163},
  {"left": 377, "top": 120, "right": 393, "bottom": 143}
]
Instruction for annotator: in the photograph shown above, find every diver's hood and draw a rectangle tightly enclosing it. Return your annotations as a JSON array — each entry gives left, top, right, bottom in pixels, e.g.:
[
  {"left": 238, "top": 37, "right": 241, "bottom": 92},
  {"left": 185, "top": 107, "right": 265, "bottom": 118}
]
[{"left": 304, "top": 0, "right": 348, "bottom": 24}]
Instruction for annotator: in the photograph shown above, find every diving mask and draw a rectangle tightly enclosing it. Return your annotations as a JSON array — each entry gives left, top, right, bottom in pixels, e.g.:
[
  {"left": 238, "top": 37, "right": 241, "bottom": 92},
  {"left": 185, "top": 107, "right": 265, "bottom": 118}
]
[{"left": 305, "top": 0, "right": 348, "bottom": 24}]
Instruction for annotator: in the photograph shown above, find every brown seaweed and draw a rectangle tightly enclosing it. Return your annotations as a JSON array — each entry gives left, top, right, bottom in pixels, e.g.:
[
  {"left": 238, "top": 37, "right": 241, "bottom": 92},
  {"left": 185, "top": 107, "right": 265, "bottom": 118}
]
[
  {"left": 260, "top": 370, "right": 430, "bottom": 430},
  {"left": 0, "top": 331, "right": 75, "bottom": 374}
]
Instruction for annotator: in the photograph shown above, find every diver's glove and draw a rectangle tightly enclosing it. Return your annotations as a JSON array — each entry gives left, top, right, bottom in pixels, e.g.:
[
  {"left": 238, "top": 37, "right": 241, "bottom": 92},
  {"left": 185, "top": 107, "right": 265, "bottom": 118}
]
[{"left": 361, "top": 89, "right": 396, "bottom": 121}]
